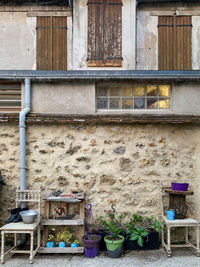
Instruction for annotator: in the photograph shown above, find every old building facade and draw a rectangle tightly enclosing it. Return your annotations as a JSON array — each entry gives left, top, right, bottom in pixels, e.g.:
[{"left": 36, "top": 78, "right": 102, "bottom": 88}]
[{"left": 0, "top": 0, "right": 200, "bottom": 222}]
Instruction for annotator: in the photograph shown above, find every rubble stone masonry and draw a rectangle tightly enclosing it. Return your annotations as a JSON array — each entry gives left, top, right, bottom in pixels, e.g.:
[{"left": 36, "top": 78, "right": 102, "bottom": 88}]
[{"left": 0, "top": 123, "right": 200, "bottom": 223}]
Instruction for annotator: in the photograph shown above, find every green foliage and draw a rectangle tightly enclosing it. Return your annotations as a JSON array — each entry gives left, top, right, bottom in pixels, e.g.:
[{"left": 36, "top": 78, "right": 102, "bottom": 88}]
[
  {"left": 129, "top": 225, "right": 149, "bottom": 247},
  {"left": 127, "top": 213, "right": 163, "bottom": 247},
  {"left": 100, "top": 212, "right": 124, "bottom": 240},
  {"left": 55, "top": 226, "right": 72, "bottom": 245},
  {"left": 47, "top": 234, "right": 55, "bottom": 242}
]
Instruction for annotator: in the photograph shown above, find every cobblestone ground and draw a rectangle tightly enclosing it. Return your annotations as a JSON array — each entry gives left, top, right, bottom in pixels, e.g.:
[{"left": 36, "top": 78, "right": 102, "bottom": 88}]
[{"left": 2, "top": 249, "right": 200, "bottom": 267}]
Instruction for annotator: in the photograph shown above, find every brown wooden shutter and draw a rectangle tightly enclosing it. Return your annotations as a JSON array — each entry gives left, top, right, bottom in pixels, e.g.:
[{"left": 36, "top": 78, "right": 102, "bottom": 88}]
[
  {"left": 88, "top": 0, "right": 104, "bottom": 67},
  {"left": 37, "top": 16, "right": 67, "bottom": 70},
  {"left": 174, "top": 16, "right": 192, "bottom": 70},
  {"left": 37, "top": 17, "right": 52, "bottom": 70},
  {"left": 104, "top": 0, "right": 122, "bottom": 67},
  {"left": 52, "top": 17, "right": 67, "bottom": 70},
  {"left": 158, "top": 16, "right": 174, "bottom": 70},
  {"left": 158, "top": 16, "right": 192, "bottom": 70}
]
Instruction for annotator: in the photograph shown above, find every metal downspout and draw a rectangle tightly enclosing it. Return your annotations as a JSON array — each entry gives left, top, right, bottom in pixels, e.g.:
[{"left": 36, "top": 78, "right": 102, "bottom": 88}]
[{"left": 19, "top": 78, "right": 31, "bottom": 192}]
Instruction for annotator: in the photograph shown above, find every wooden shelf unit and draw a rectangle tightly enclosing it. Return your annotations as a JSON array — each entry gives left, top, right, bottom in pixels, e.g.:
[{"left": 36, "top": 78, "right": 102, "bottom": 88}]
[{"left": 40, "top": 194, "right": 85, "bottom": 254}]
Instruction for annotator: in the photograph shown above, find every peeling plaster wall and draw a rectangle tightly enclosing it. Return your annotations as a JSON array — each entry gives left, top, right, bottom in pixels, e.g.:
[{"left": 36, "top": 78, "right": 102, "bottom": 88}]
[
  {"left": 0, "top": 124, "right": 200, "bottom": 223},
  {"left": 73, "top": 0, "right": 136, "bottom": 70},
  {"left": 136, "top": 11, "right": 158, "bottom": 70},
  {"left": 192, "top": 16, "right": 200, "bottom": 70},
  {"left": 0, "top": 12, "right": 36, "bottom": 70}
]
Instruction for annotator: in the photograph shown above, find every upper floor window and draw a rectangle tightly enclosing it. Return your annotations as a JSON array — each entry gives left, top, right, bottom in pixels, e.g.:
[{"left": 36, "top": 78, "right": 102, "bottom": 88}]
[
  {"left": 96, "top": 83, "right": 171, "bottom": 110},
  {"left": 158, "top": 16, "right": 192, "bottom": 70},
  {"left": 37, "top": 16, "right": 67, "bottom": 70},
  {"left": 87, "top": 0, "right": 122, "bottom": 67}
]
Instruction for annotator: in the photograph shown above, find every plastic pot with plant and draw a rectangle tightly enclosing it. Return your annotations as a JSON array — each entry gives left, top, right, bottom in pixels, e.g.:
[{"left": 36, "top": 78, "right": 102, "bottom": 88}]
[
  {"left": 46, "top": 234, "right": 55, "bottom": 248},
  {"left": 124, "top": 214, "right": 163, "bottom": 250},
  {"left": 101, "top": 212, "right": 125, "bottom": 258},
  {"left": 55, "top": 226, "right": 72, "bottom": 248},
  {"left": 71, "top": 239, "right": 80, "bottom": 248}
]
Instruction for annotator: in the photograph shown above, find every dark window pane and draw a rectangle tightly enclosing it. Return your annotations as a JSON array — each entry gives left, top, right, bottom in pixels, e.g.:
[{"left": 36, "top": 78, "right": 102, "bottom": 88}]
[
  {"left": 97, "top": 87, "right": 108, "bottom": 97},
  {"left": 110, "top": 98, "right": 120, "bottom": 109},
  {"left": 134, "top": 98, "right": 145, "bottom": 109},
  {"left": 97, "top": 98, "right": 108, "bottom": 109},
  {"left": 147, "top": 98, "right": 158, "bottom": 109},
  {"left": 122, "top": 99, "right": 133, "bottom": 109},
  {"left": 110, "top": 87, "right": 121, "bottom": 97}
]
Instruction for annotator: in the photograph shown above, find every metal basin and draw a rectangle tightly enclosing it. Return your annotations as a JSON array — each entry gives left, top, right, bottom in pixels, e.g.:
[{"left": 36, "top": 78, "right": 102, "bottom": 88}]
[{"left": 19, "top": 210, "right": 38, "bottom": 224}]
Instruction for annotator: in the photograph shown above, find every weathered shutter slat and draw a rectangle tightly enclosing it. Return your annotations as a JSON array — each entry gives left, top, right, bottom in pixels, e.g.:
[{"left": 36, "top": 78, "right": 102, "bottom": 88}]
[
  {"left": 175, "top": 16, "right": 191, "bottom": 70},
  {"left": 0, "top": 82, "right": 21, "bottom": 113},
  {"left": 158, "top": 16, "right": 174, "bottom": 70},
  {"left": 37, "top": 17, "right": 52, "bottom": 70},
  {"left": 52, "top": 17, "right": 67, "bottom": 70},
  {"left": 104, "top": 0, "right": 122, "bottom": 67},
  {"left": 88, "top": 0, "right": 104, "bottom": 67}
]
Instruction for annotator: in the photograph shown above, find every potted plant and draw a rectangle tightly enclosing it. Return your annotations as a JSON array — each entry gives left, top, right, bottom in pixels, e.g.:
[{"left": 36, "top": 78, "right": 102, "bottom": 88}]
[
  {"left": 101, "top": 212, "right": 124, "bottom": 258},
  {"left": 46, "top": 234, "right": 55, "bottom": 248},
  {"left": 124, "top": 214, "right": 163, "bottom": 250},
  {"left": 71, "top": 239, "right": 80, "bottom": 248},
  {"left": 55, "top": 226, "right": 72, "bottom": 248}
]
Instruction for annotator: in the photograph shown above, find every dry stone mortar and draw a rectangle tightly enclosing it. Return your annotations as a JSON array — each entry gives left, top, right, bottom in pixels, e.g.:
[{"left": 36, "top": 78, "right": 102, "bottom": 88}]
[{"left": 0, "top": 124, "right": 200, "bottom": 224}]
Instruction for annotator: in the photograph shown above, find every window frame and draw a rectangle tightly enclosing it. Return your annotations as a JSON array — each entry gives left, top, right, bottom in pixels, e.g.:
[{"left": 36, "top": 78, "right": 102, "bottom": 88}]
[{"left": 96, "top": 82, "right": 172, "bottom": 112}]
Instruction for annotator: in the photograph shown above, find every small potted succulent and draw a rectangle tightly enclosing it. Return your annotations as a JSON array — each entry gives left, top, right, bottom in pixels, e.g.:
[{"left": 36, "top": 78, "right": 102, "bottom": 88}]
[
  {"left": 101, "top": 212, "right": 124, "bottom": 258},
  {"left": 46, "top": 234, "right": 55, "bottom": 248},
  {"left": 71, "top": 239, "right": 80, "bottom": 248},
  {"left": 55, "top": 226, "right": 72, "bottom": 248}
]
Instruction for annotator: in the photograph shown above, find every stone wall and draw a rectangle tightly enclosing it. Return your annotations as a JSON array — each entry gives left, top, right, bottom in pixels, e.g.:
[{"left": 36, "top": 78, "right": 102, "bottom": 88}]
[{"left": 0, "top": 123, "right": 200, "bottom": 223}]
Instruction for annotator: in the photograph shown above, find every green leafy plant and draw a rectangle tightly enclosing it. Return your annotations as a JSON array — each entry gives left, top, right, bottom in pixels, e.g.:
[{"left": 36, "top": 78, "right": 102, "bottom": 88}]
[
  {"left": 129, "top": 225, "right": 149, "bottom": 247},
  {"left": 55, "top": 226, "right": 72, "bottom": 245},
  {"left": 144, "top": 215, "right": 163, "bottom": 232},
  {"left": 100, "top": 212, "right": 124, "bottom": 240},
  {"left": 47, "top": 234, "right": 55, "bottom": 242}
]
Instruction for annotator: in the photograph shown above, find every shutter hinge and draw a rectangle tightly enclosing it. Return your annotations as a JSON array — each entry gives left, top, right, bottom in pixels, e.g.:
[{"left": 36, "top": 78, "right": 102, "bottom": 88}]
[
  {"left": 157, "top": 24, "right": 173, "bottom": 28},
  {"left": 36, "top": 26, "right": 50, "bottom": 30},
  {"left": 108, "top": 2, "right": 123, "bottom": 6},
  {"left": 176, "top": 24, "right": 193, "bottom": 27},
  {"left": 53, "top": 26, "right": 68, "bottom": 30},
  {"left": 107, "top": 57, "right": 123, "bottom": 60}
]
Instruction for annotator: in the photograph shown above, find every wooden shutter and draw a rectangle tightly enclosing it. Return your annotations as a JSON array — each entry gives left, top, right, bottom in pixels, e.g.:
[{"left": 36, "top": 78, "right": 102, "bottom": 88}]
[
  {"left": 37, "top": 17, "right": 67, "bottom": 70},
  {"left": 52, "top": 17, "right": 67, "bottom": 70},
  {"left": 158, "top": 16, "right": 174, "bottom": 70},
  {"left": 87, "top": 0, "right": 122, "bottom": 67},
  {"left": 0, "top": 82, "right": 21, "bottom": 112},
  {"left": 174, "top": 16, "right": 192, "bottom": 70},
  {"left": 37, "top": 17, "right": 52, "bottom": 70},
  {"left": 104, "top": 0, "right": 122, "bottom": 67},
  {"left": 158, "top": 16, "right": 192, "bottom": 70}
]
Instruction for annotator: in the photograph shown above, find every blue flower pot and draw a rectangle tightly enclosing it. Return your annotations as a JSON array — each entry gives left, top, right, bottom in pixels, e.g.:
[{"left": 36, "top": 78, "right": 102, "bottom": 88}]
[
  {"left": 58, "top": 242, "right": 66, "bottom": 248},
  {"left": 71, "top": 243, "right": 78, "bottom": 248},
  {"left": 167, "top": 210, "right": 175, "bottom": 220},
  {"left": 46, "top": 241, "right": 54, "bottom": 248}
]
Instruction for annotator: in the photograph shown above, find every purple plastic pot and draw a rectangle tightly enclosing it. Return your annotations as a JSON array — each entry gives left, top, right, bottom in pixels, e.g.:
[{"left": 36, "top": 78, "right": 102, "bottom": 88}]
[
  {"left": 171, "top": 183, "right": 189, "bottom": 191},
  {"left": 82, "top": 235, "right": 101, "bottom": 258}
]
